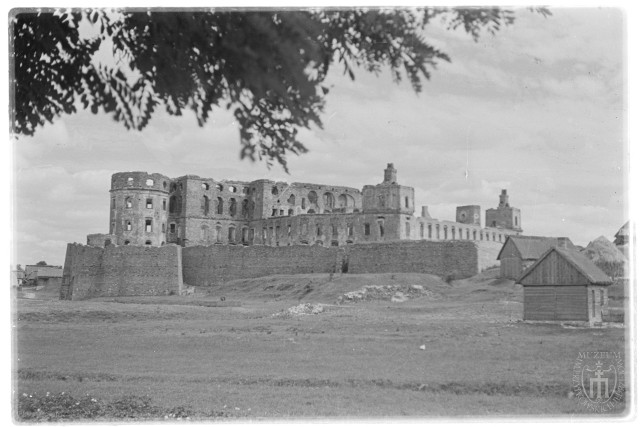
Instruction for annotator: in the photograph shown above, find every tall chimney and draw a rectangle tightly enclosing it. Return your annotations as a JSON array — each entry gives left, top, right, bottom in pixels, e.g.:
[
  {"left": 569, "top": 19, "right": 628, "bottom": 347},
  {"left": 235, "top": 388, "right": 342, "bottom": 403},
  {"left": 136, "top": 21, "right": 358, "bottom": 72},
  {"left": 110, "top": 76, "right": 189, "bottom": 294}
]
[
  {"left": 499, "top": 189, "right": 510, "bottom": 208},
  {"left": 383, "top": 163, "right": 397, "bottom": 184}
]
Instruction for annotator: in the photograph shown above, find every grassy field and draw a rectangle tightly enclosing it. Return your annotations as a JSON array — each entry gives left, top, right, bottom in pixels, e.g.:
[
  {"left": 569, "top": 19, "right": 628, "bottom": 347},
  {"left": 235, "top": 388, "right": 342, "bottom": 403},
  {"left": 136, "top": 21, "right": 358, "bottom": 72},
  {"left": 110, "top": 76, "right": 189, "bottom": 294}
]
[{"left": 13, "top": 270, "right": 628, "bottom": 421}]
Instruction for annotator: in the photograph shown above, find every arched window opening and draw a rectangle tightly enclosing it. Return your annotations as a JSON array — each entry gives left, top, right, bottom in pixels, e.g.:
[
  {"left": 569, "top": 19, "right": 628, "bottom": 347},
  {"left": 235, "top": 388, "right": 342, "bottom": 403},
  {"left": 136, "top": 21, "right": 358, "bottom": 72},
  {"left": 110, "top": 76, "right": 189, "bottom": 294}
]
[
  {"left": 308, "top": 191, "right": 318, "bottom": 205},
  {"left": 202, "top": 196, "right": 210, "bottom": 215},
  {"left": 146, "top": 179, "right": 154, "bottom": 186},
  {"left": 229, "top": 198, "right": 237, "bottom": 216},
  {"left": 216, "top": 197, "right": 223, "bottom": 215},
  {"left": 287, "top": 194, "right": 295, "bottom": 205},
  {"left": 272, "top": 186, "right": 279, "bottom": 195},
  {"left": 242, "top": 199, "right": 249, "bottom": 218},
  {"left": 125, "top": 197, "right": 132, "bottom": 209},
  {"left": 202, "top": 183, "right": 210, "bottom": 190}
]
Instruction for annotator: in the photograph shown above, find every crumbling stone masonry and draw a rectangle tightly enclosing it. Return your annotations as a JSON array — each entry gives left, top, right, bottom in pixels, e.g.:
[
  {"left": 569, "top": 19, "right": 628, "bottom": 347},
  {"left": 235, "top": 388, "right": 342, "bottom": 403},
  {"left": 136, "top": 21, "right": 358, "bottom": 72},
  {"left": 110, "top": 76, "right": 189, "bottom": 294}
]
[
  {"left": 90, "top": 164, "right": 522, "bottom": 249},
  {"left": 60, "top": 243, "right": 183, "bottom": 300},
  {"left": 61, "top": 239, "right": 491, "bottom": 300}
]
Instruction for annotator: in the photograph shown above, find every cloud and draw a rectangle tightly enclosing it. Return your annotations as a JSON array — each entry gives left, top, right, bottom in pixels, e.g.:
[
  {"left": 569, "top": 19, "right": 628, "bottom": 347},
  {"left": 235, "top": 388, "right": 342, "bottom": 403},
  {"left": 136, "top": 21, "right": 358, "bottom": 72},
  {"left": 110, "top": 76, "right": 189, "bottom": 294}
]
[{"left": 10, "top": 8, "right": 628, "bottom": 267}]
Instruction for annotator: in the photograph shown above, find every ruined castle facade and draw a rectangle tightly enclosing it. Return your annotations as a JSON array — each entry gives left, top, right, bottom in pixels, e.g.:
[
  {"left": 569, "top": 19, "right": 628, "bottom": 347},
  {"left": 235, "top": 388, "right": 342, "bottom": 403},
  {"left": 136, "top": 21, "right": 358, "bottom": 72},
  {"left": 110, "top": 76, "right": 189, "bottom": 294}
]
[{"left": 87, "top": 164, "right": 522, "bottom": 248}]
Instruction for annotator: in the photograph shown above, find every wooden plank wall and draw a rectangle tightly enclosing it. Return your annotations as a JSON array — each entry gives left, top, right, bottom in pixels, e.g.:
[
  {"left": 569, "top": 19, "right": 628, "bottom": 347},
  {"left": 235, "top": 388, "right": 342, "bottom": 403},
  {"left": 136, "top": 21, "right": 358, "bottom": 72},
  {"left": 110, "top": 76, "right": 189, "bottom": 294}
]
[
  {"left": 500, "top": 257, "right": 522, "bottom": 279},
  {"left": 555, "top": 286, "right": 588, "bottom": 320},
  {"left": 498, "top": 239, "right": 519, "bottom": 260},
  {"left": 520, "top": 251, "right": 587, "bottom": 286},
  {"left": 524, "top": 285, "right": 588, "bottom": 321}
]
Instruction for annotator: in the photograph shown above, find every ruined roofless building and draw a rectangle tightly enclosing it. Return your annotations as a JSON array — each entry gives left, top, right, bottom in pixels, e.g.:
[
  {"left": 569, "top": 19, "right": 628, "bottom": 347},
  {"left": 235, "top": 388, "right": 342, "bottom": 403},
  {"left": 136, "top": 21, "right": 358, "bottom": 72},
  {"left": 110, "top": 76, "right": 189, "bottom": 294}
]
[{"left": 87, "top": 164, "right": 522, "bottom": 248}]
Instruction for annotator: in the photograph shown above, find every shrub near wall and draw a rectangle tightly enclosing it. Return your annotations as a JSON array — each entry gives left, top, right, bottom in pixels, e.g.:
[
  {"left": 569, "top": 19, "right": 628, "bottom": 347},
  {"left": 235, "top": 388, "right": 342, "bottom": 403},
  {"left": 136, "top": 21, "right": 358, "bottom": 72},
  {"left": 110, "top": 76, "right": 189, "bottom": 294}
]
[
  {"left": 346, "top": 240, "right": 478, "bottom": 279},
  {"left": 182, "top": 244, "right": 341, "bottom": 287},
  {"left": 61, "top": 243, "right": 183, "bottom": 300}
]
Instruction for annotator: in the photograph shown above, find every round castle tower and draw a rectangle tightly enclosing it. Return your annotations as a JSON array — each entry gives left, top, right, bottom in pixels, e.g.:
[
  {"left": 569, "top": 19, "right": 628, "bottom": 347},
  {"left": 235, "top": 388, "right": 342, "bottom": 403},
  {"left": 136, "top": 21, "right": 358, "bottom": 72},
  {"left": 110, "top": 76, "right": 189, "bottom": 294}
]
[{"left": 109, "top": 172, "right": 171, "bottom": 246}]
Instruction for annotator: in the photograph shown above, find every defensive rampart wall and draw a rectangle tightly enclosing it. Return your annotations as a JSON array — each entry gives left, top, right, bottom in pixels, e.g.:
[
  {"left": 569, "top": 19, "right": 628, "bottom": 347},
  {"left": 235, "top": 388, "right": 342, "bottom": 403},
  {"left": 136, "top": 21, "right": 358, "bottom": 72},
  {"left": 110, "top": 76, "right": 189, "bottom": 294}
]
[
  {"left": 182, "top": 244, "right": 341, "bottom": 286},
  {"left": 61, "top": 240, "right": 484, "bottom": 299},
  {"left": 60, "top": 243, "right": 183, "bottom": 300},
  {"left": 345, "top": 240, "right": 479, "bottom": 279}
]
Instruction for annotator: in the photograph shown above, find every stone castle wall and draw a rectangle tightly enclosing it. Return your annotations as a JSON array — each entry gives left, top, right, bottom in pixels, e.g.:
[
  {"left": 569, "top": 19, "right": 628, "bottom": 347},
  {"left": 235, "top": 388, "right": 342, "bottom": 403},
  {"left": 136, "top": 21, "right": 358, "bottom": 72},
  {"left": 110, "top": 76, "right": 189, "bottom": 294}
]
[
  {"left": 61, "top": 239, "right": 485, "bottom": 299},
  {"left": 180, "top": 240, "right": 481, "bottom": 287},
  {"left": 345, "top": 241, "right": 478, "bottom": 279},
  {"left": 60, "top": 243, "right": 183, "bottom": 300},
  {"left": 182, "top": 244, "right": 342, "bottom": 287}
]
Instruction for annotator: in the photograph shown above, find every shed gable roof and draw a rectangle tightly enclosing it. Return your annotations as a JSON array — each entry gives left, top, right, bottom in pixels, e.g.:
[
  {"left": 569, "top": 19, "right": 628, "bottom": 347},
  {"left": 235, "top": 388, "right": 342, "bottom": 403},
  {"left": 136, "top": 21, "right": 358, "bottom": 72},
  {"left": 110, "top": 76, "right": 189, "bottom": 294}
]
[
  {"left": 24, "top": 265, "right": 63, "bottom": 279},
  {"left": 518, "top": 247, "right": 612, "bottom": 285},
  {"left": 497, "top": 235, "right": 575, "bottom": 260}
]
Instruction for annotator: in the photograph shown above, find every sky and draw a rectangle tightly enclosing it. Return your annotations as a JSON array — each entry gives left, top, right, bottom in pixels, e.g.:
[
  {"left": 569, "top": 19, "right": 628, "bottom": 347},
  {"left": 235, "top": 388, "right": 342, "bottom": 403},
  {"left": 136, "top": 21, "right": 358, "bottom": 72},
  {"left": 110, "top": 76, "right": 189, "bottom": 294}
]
[{"left": 9, "top": 6, "right": 630, "bottom": 268}]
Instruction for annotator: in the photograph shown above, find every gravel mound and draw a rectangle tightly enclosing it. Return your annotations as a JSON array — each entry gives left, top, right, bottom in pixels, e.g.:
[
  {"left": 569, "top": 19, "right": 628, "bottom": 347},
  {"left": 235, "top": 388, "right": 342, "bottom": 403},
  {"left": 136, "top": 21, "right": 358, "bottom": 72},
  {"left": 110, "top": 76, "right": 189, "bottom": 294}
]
[
  {"left": 337, "top": 284, "right": 437, "bottom": 304},
  {"left": 272, "top": 303, "right": 325, "bottom": 318}
]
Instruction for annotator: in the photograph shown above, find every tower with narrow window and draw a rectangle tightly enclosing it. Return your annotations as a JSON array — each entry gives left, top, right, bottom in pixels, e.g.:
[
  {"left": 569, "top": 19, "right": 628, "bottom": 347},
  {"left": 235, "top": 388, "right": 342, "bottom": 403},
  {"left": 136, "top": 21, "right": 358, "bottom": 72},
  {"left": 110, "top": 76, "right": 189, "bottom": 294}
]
[
  {"left": 485, "top": 189, "right": 522, "bottom": 231},
  {"left": 109, "top": 172, "right": 171, "bottom": 246},
  {"left": 362, "top": 163, "right": 414, "bottom": 215},
  {"left": 456, "top": 205, "right": 481, "bottom": 226}
]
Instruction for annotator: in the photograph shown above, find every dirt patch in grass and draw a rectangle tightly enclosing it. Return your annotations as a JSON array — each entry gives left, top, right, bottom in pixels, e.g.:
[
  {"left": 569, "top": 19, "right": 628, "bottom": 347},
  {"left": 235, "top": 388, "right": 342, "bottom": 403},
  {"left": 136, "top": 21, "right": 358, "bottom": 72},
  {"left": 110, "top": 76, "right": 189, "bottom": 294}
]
[
  {"left": 18, "top": 368, "right": 119, "bottom": 383},
  {"left": 16, "top": 392, "right": 220, "bottom": 422},
  {"left": 16, "top": 309, "right": 183, "bottom": 323}
]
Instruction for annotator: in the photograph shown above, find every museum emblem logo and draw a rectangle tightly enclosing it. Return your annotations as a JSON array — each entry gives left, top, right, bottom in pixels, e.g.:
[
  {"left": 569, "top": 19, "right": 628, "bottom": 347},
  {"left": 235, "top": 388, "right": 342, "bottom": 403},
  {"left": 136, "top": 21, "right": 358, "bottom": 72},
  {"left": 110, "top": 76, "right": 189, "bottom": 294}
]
[{"left": 572, "top": 351, "right": 625, "bottom": 412}]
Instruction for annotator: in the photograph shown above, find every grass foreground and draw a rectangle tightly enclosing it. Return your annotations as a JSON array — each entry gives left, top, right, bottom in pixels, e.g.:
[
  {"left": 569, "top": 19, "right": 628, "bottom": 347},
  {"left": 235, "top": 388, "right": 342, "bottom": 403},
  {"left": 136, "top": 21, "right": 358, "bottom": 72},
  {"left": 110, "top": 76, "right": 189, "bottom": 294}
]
[{"left": 13, "top": 270, "right": 628, "bottom": 421}]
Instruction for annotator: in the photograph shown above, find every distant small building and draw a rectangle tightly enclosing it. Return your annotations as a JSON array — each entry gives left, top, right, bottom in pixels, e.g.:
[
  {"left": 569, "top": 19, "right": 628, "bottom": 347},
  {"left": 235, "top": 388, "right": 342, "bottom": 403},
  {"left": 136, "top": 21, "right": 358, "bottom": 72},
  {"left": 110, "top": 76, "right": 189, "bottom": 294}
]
[
  {"left": 613, "top": 221, "right": 629, "bottom": 246},
  {"left": 496, "top": 235, "right": 575, "bottom": 279},
  {"left": 24, "top": 265, "right": 63, "bottom": 288},
  {"left": 519, "top": 247, "right": 612, "bottom": 323},
  {"left": 12, "top": 266, "right": 25, "bottom": 287},
  {"left": 613, "top": 221, "right": 630, "bottom": 260}
]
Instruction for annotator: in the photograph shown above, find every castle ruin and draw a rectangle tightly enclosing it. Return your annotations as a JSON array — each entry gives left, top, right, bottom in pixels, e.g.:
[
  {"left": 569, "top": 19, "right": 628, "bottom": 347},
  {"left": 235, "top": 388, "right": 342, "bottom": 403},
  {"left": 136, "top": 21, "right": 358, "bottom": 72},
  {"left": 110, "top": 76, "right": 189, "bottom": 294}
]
[{"left": 88, "top": 164, "right": 522, "bottom": 248}]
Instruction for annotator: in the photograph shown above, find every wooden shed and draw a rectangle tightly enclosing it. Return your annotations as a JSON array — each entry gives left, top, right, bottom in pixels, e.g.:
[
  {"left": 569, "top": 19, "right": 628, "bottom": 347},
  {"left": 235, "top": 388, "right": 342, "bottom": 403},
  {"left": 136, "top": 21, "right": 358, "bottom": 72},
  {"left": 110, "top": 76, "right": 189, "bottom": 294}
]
[
  {"left": 497, "top": 235, "right": 574, "bottom": 279},
  {"left": 518, "top": 247, "right": 612, "bottom": 323}
]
